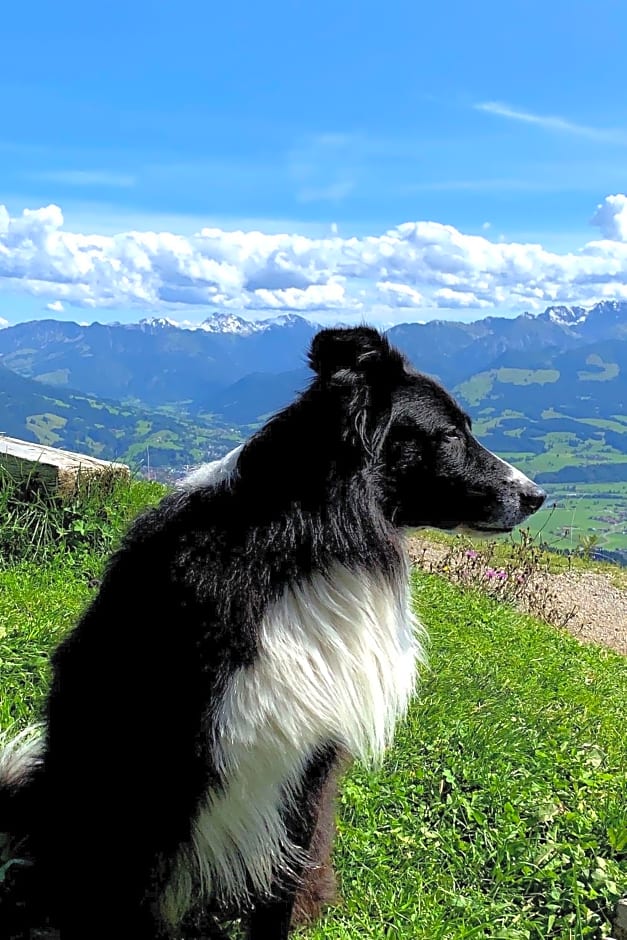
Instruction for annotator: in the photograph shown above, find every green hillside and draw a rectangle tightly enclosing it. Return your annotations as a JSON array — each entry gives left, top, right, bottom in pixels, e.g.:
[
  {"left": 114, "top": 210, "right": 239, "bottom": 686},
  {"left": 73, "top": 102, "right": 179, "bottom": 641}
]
[
  {"left": 456, "top": 341, "right": 627, "bottom": 473},
  {"left": 453, "top": 342, "right": 627, "bottom": 561},
  {"left": 1, "top": 480, "right": 625, "bottom": 939},
  {"left": 0, "top": 362, "right": 241, "bottom": 470}
]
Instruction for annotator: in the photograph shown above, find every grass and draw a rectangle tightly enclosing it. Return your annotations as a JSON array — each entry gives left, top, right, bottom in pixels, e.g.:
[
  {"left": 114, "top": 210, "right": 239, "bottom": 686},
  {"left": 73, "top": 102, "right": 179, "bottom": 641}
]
[
  {"left": 0, "top": 466, "right": 165, "bottom": 565},
  {"left": 495, "top": 367, "right": 560, "bottom": 385},
  {"left": 25, "top": 413, "right": 68, "bottom": 447},
  {"left": 0, "top": 470, "right": 166, "bottom": 730},
  {"left": 307, "top": 575, "right": 627, "bottom": 939},
  {"left": 506, "top": 442, "right": 627, "bottom": 480},
  {"left": 0, "top": 556, "right": 94, "bottom": 729},
  {"left": 521, "top": 484, "right": 627, "bottom": 563},
  {"left": 1, "top": 477, "right": 626, "bottom": 938},
  {"left": 432, "top": 475, "right": 627, "bottom": 565}
]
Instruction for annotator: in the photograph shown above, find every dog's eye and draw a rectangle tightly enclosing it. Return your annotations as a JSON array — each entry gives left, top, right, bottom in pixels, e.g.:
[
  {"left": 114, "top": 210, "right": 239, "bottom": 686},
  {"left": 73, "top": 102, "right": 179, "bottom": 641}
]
[{"left": 444, "top": 428, "right": 464, "bottom": 443}]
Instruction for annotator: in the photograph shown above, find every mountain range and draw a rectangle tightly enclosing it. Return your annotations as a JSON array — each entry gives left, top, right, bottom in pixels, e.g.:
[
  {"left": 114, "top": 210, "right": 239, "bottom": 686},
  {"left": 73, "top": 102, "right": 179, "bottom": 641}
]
[
  {"left": 0, "top": 312, "right": 316, "bottom": 408},
  {"left": 1, "top": 302, "right": 627, "bottom": 481}
]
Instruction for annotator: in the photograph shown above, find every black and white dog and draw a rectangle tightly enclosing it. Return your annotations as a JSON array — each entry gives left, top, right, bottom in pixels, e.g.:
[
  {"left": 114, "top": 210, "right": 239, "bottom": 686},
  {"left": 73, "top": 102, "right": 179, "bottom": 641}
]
[{"left": 0, "top": 327, "right": 545, "bottom": 939}]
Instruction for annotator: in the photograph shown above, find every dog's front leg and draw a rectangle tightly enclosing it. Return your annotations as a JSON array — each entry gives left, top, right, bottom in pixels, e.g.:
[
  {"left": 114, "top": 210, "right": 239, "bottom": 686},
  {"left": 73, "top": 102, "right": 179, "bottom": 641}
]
[
  {"left": 247, "top": 895, "right": 294, "bottom": 940},
  {"left": 246, "top": 743, "right": 341, "bottom": 939}
]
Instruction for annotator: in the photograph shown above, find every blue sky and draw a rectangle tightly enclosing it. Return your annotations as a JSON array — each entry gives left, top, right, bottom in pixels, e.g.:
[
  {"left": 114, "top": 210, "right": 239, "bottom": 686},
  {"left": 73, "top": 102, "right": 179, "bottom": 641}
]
[{"left": 1, "top": 0, "right": 627, "bottom": 325}]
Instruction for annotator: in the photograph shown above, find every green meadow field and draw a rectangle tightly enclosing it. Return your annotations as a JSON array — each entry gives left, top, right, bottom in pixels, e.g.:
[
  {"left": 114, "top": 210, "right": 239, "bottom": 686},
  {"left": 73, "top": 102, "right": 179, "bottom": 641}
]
[{"left": 1, "top": 476, "right": 626, "bottom": 938}]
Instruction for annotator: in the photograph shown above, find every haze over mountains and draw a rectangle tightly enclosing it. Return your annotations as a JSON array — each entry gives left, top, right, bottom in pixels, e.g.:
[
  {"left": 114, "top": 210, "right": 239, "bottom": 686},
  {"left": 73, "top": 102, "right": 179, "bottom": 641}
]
[{"left": 0, "top": 301, "right": 627, "bottom": 482}]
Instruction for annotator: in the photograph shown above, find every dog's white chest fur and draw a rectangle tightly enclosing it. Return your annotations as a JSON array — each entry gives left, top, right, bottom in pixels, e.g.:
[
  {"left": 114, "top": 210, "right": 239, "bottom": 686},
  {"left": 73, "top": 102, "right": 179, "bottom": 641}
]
[{"left": 164, "top": 561, "right": 424, "bottom": 922}]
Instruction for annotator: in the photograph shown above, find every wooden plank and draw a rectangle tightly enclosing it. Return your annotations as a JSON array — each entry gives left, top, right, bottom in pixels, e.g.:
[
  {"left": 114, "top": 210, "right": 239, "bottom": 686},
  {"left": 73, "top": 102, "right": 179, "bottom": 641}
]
[{"left": 0, "top": 435, "right": 130, "bottom": 496}]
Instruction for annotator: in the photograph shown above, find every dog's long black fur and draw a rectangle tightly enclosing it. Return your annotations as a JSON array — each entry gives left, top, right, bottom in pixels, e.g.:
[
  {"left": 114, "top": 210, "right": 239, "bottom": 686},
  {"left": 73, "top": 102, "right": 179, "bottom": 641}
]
[{"left": 0, "top": 326, "right": 545, "bottom": 939}]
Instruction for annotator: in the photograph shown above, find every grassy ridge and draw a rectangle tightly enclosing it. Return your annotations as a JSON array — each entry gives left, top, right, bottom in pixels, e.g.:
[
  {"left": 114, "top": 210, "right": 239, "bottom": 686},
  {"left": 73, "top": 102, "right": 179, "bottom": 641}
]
[{"left": 0, "top": 481, "right": 625, "bottom": 938}]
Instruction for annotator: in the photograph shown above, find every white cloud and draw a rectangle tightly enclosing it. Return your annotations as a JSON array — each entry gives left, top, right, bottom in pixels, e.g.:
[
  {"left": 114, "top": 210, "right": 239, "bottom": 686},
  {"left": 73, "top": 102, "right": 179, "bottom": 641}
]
[
  {"left": 0, "top": 317, "right": 8, "bottom": 329},
  {"left": 376, "top": 281, "right": 424, "bottom": 307},
  {"left": 590, "top": 194, "right": 627, "bottom": 242},
  {"left": 434, "top": 288, "right": 492, "bottom": 309},
  {"left": 1, "top": 199, "right": 627, "bottom": 318},
  {"left": 474, "top": 102, "right": 627, "bottom": 144},
  {"left": 252, "top": 281, "right": 352, "bottom": 311},
  {"left": 46, "top": 300, "right": 65, "bottom": 312}
]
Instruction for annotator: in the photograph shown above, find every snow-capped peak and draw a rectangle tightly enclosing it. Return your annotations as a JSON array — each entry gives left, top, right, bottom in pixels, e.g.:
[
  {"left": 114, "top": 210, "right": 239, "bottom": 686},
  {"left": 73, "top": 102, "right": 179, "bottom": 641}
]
[
  {"left": 264, "top": 313, "right": 305, "bottom": 328},
  {"left": 197, "top": 313, "right": 265, "bottom": 335},
  {"left": 131, "top": 312, "right": 310, "bottom": 334},
  {"left": 541, "top": 305, "right": 588, "bottom": 327},
  {"left": 138, "top": 316, "right": 180, "bottom": 330}
]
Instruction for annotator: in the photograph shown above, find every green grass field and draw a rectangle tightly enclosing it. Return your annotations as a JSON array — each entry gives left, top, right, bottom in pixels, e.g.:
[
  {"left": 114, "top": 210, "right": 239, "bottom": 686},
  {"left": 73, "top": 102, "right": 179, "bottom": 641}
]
[
  {"left": 487, "top": 438, "right": 627, "bottom": 561},
  {"left": 521, "top": 482, "right": 627, "bottom": 558},
  {"left": 308, "top": 575, "right": 627, "bottom": 940},
  {"left": 1, "top": 479, "right": 626, "bottom": 938}
]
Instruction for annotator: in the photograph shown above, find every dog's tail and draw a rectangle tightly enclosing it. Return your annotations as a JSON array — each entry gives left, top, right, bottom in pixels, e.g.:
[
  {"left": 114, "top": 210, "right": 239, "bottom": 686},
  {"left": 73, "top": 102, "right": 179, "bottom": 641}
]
[
  {"left": 0, "top": 724, "right": 46, "bottom": 930},
  {"left": 0, "top": 724, "right": 44, "bottom": 822}
]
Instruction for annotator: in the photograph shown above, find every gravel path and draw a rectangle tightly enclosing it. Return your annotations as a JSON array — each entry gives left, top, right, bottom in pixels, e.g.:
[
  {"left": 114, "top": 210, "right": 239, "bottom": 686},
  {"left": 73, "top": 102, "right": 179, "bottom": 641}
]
[
  {"left": 546, "top": 570, "right": 627, "bottom": 656},
  {"left": 407, "top": 537, "right": 627, "bottom": 657}
]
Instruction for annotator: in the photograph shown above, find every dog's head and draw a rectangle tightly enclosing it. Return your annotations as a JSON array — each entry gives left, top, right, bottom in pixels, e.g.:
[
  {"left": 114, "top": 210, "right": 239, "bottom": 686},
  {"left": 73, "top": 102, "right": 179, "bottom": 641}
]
[{"left": 309, "top": 326, "right": 546, "bottom": 534}]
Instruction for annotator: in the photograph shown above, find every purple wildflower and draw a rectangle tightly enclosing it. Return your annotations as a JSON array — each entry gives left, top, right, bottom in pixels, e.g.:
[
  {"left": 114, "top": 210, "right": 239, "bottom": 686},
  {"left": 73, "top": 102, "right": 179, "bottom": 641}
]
[{"left": 465, "top": 550, "right": 479, "bottom": 559}]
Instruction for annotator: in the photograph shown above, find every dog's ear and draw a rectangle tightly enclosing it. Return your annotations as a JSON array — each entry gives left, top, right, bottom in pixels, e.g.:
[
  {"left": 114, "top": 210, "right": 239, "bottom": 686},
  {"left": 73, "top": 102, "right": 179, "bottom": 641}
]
[
  {"left": 308, "top": 327, "right": 404, "bottom": 383},
  {"left": 308, "top": 327, "right": 405, "bottom": 458}
]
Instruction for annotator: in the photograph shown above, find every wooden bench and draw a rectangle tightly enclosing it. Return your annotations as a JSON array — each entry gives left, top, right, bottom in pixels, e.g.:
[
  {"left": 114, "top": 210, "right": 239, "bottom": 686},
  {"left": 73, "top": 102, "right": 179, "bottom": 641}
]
[{"left": 0, "top": 436, "right": 130, "bottom": 496}]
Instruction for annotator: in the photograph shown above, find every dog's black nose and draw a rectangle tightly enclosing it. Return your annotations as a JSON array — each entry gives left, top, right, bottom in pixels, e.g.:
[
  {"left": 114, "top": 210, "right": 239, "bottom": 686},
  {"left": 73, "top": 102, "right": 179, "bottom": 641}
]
[{"left": 520, "top": 484, "right": 547, "bottom": 514}]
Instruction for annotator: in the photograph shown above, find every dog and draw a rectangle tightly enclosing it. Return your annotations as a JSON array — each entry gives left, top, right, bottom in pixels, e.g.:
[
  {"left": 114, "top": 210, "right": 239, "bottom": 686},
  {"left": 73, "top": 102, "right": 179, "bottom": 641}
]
[{"left": 0, "top": 326, "right": 546, "bottom": 939}]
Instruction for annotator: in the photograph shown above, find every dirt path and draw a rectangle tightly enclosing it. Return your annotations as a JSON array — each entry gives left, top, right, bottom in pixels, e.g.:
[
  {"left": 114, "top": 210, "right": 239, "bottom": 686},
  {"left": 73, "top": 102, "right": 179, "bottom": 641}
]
[{"left": 407, "top": 536, "right": 627, "bottom": 657}]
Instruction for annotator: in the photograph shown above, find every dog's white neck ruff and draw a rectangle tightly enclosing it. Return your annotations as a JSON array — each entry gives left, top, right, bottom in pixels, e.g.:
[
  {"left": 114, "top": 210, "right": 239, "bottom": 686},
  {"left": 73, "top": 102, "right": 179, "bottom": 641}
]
[
  {"left": 176, "top": 445, "right": 244, "bottom": 491},
  {"left": 164, "top": 557, "right": 424, "bottom": 924}
]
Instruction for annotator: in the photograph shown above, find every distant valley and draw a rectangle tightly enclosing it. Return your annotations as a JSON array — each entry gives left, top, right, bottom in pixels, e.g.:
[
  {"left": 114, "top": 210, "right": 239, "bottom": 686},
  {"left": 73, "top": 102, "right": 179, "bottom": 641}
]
[
  {"left": 0, "top": 360, "right": 241, "bottom": 471},
  {"left": 1, "top": 302, "right": 627, "bottom": 560}
]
